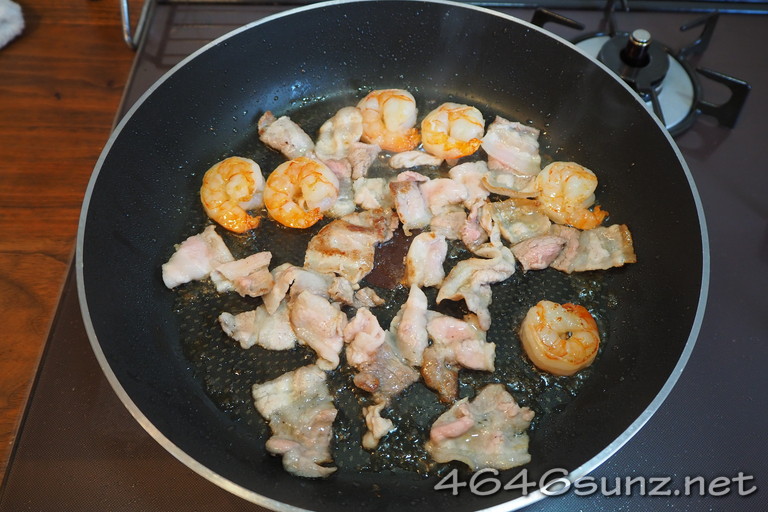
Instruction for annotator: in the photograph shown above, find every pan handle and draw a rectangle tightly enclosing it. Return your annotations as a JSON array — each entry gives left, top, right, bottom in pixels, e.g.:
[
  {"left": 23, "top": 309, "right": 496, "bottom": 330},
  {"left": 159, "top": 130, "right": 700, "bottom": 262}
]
[{"left": 120, "top": 0, "right": 153, "bottom": 50}]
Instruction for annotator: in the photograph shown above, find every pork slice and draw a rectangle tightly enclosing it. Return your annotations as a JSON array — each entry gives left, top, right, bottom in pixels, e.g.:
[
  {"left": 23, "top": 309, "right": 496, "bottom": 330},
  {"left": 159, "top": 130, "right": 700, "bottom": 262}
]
[
  {"left": 353, "top": 177, "right": 393, "bottom": 210},
  {"left": 210, "top": 251, "right": 273, "bottom": 296},
  {"left": 304, "top": 209, "right": 399, "bottom": 284},
  {"left": 314, "top": 106, "right": 363, "bottom": 161},
  {"left": 425, "top": 384, "right": 534, "bottom": 470},
  {"left": 422, "top": 312, "right": 495, "bottom": 402},
  {"left": 389, "top": 150, "right": 443, "bottom": 169},
  {"left": 480, "top": 116, "right": 541, "bottom": 176},
  {"left": 551, "top": 224, "right": 637, "bottom": 273},
  {"left": 419, "top": 177, "right": 469, "bottom": 216},
  {"left": 389, "top": 179, "right": 431, "bottom": 235},
  {"left": 448, "top": 160, "right": 491, "bottom": 209},
  {"left": 344, "top": 308, "right": 420, "bottom": 449},
  {"left": 511, "top": 235, "right": 567, "bottom": 272},
  {"left": 353, "top": 287, "right": 385, "bottom": 308},
  {"left": 252, "top": 365, "right": 337, "bottom": 478},
  {"left": 486, "top": 198, "right": 552, "bottom": 245},
  {"left": 257, "top": 111, "right": 315, "bottom": 159},
  {"left": 436, "top": 245, "right": 516, "bottom": 331},
  {"left": 289, "top": 291, "right": 347, "bottom": 370},
  {"left": 404, "top": 232, "right": 448, "bottom": 288},
  {"left": 162, "top": 225, "right": 234, "bottom": 289},
  {"left": 218, "top": 301, "right": 296, "bottom": 350},
  {"left": 261, "top": 263, "right": 338, "bottom": 314},
  {"left": 348, "top": 141, "right": 381, "bottom": 179},
  {"left": 430, "top": 208, "right": 467, "bottom": 241},
  {"left": 389, "top": 285, "right": 429, "bottom": 367}
]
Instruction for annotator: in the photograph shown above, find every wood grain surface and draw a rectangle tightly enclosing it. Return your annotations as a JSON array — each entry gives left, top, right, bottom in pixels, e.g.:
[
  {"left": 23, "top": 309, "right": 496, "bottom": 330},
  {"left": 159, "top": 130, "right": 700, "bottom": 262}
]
[{"left": 0, "top": 0, "right": 133, "bottom": 477}]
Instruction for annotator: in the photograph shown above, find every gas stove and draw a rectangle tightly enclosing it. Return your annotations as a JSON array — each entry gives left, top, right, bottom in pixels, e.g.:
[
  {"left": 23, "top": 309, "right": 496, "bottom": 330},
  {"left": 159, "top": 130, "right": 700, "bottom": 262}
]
[{"left": 1, "top": 2, "right": 766, "bottom": 511}]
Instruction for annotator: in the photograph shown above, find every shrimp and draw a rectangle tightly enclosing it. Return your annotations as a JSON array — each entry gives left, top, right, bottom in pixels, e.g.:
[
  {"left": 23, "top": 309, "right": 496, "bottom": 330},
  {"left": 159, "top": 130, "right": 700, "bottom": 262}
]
[
  {"left": 357, "top": 88, "right": 420, "bottom": 152},
  {"left": 200, "top": 156, "right": 264, "bottom": 233},
  {"left": 263, "top": 156, "right": 339, "bottom": 229},
  {"left": 519, "top": 300, "right": 600, "bottom": 376},
  {"left": 421, "top": 102, "right": 485, "bottom": 160},
  {"left": 534, "top": 161, "right": 609, "bottom": 230}
]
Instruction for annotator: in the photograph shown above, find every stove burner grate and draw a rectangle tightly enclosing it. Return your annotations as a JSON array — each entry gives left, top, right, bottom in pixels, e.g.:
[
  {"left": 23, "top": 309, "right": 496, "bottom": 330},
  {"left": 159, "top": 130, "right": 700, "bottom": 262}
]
[{"left": 533, "top": 2, "right": 751, "bottom": 136}]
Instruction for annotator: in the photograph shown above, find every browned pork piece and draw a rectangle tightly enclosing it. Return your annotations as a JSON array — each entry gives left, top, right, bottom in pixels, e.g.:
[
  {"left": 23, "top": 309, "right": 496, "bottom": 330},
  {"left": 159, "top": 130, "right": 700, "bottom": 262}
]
[
  {"left": 421, "top": 313, "right": 495, "bottom": 403},
  {"left": 343, "top": 308, "right": 420, "bottom": 449},
  {"left": 436, "top": 244, "right": 516, "bottom": 331},
  {"left": 304, "top": 209, "right": 399, "bottom": 284},
  {"left": 550, "top": 224, "right": 637, "bottom": 273},
  {"left": 257, "top": 111, "right": 315, "bottom": 159},
  {"left": 218, "top": 301, "right": 296, "bottom": 350},
  {"left": 252, "top": 365, "right": 337, "bottom": 478},
  {"left": 404, "top": 232, "right": 448, "bottom": 288},
  {"left": 209, "top": 251, "right": 273, "bottom": 297},
  {"left": 425, "top": 384, "right": 534, "bottom": 470},
  {"left": 161, "top": 225, "right": 234, "bottom": 289}
]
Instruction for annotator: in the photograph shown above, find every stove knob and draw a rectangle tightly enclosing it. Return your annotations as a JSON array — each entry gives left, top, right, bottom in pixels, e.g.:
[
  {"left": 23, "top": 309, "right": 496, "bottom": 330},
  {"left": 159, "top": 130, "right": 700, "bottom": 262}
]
[{"left": 621, "top": 29, "right": 652, "bottom": 67}]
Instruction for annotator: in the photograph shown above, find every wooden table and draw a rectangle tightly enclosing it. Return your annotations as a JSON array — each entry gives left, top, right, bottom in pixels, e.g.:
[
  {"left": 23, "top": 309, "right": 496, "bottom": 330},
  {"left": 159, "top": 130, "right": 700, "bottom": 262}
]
[{"left": 0, "top": 0, "right": 134, "bottom": 477}]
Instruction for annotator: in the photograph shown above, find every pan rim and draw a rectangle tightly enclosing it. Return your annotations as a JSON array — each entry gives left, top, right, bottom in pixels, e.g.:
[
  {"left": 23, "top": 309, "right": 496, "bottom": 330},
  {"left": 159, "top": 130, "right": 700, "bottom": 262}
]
[{"left": 75, "top": 0, "right": 710, "bottom": 510}]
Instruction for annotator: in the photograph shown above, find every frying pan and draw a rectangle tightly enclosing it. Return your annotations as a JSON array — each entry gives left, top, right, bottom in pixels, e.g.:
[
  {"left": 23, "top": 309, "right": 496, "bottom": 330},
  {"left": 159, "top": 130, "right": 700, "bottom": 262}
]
[{"left": 76, "top": 1, "right": 708, "bottom": 510}]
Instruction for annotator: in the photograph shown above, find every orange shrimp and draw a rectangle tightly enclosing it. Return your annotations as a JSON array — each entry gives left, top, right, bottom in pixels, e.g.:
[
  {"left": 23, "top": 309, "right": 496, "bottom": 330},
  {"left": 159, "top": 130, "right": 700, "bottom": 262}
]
[
  {"left": 520, "top": 300, "right": 600, "bottom": 376},
  {"left": 534, "top": 161, "right": 609, "bottom": 230},
  {"left": 421, "top": 102, "right": 485, "bottom": 159},
  {"left": 357, "top": 88, "right": 420, "bottom": 152},
  {"left": 263, "top": 157, "right": 339, "bottom": 229},
  {"left": 200, "top": 156, "right": 263, "bottom": 233}
]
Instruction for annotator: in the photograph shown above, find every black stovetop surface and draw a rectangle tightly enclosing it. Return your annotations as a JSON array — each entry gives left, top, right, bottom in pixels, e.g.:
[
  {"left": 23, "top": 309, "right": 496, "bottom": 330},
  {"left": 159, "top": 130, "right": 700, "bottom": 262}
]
[{"left": 2, "top": 3, "right": 766, "bottom": 511}]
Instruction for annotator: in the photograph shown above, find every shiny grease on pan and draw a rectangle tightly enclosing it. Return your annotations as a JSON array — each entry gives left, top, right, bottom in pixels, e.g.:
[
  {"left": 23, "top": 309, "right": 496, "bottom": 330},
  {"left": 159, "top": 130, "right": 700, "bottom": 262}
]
[{"left": 170, "top": 89, "right": 617, "bottom": 477}]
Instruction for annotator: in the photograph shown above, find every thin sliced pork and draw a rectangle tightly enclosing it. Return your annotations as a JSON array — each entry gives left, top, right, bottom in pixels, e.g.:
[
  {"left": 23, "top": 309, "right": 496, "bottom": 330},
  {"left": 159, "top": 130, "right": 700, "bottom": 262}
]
[
  {"left": 389, "top": 285, "right": 429, "bottom": 366},
  {"left": 437, "top": 244, "right": 516, "bottom": 331},
  {"left": 551, "top": 224, "right": 637, "bottom": 273},
  {"left": 344, "top": 308, "right": 420, "bottom": 449},
  {"left": 511, "top": 235, "right": 567, "bottom": 271},
  {"left": 422, "top": 313, "right": 495, "bottom": 402},
  {"left": 481, "top": 116, "right": 541, "bottom": 176},
  {"left": 404, "top": 232, "right": 448, "bottom": 288},
  {"left": 425, "top": 384, "right": 534, "bottom": 470},
  {"left": 257, "top": 111, "right": 315, "bottom": 159},
  {"left": 218, "top": 301, "right": 296, "bottom": 350},
  {"left": 161, "top": 225, "right": 234, "bottom": 289},
  {"left": 304, "top": 209, "right": 399, "bottom": 283},
  {"left": 252, "top": 365, "right": 337, "bottom": 478},
  {"left": 289, "top": 290, "right": 347, "bottom": 370},
  {"left": 210, "top": 251, "right": 273, "bottom": 296}
]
